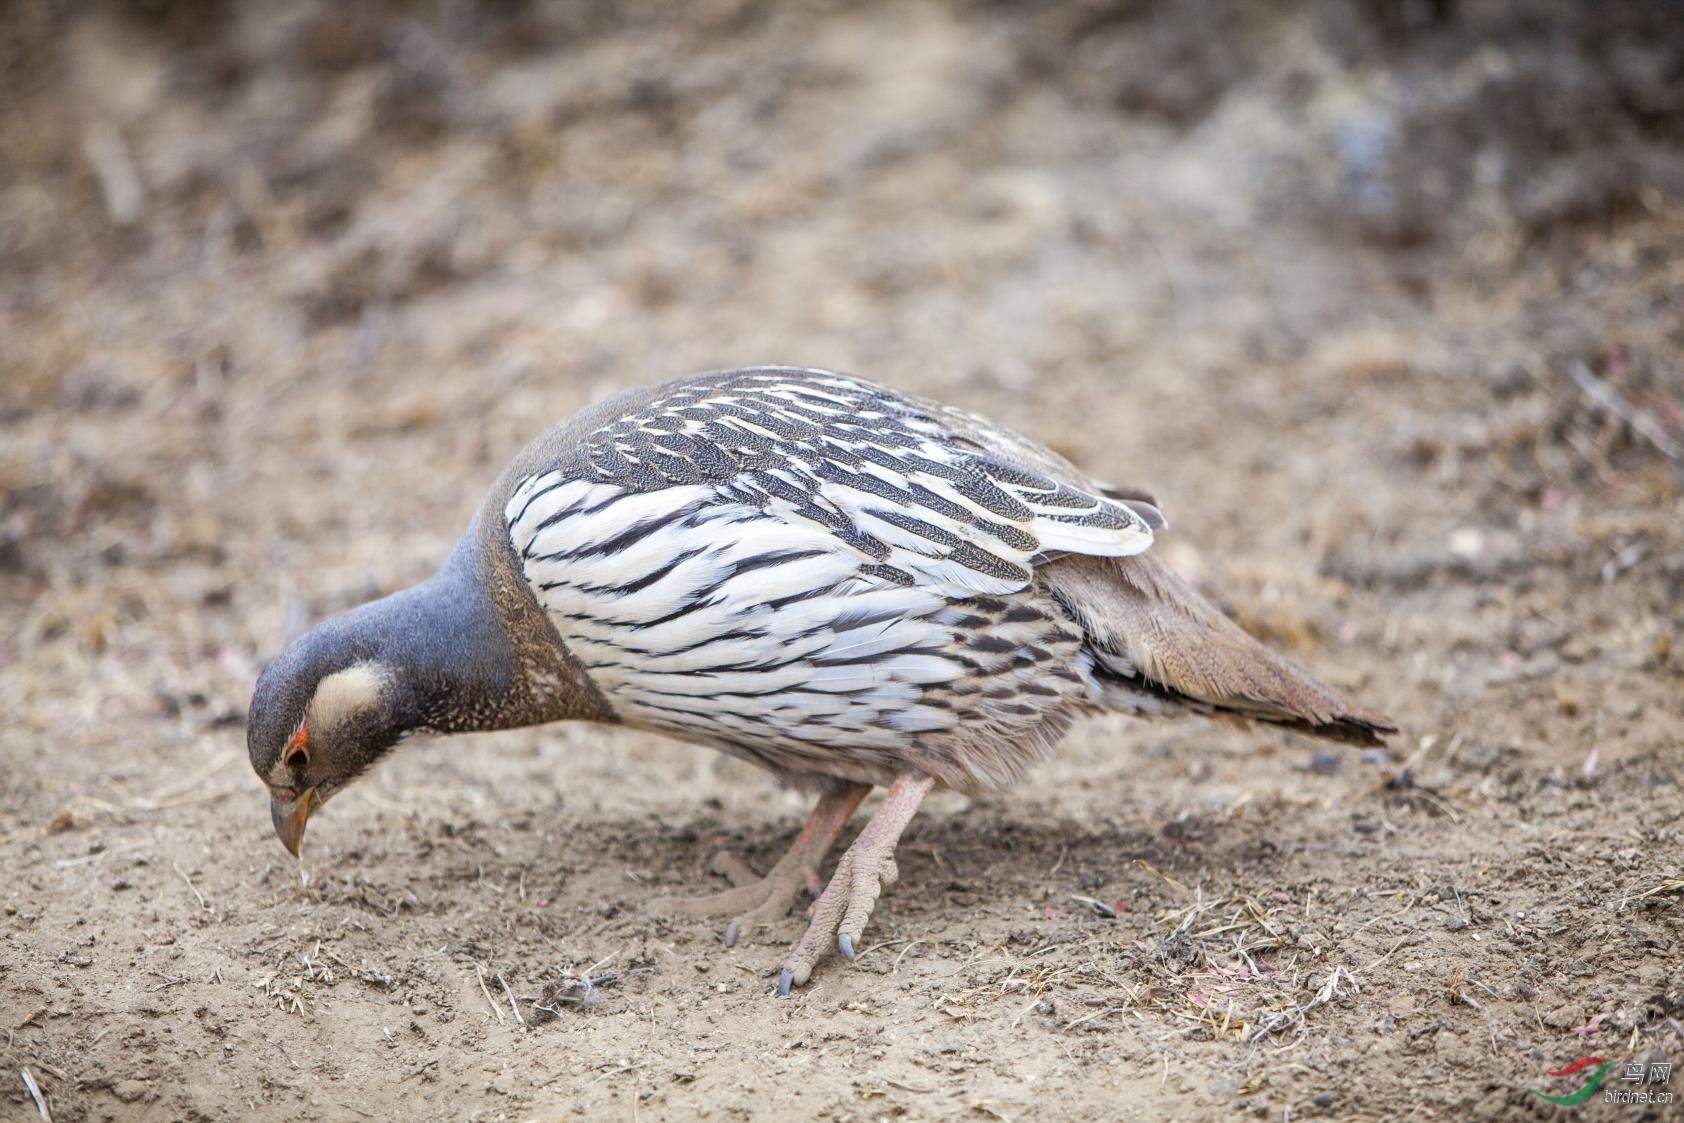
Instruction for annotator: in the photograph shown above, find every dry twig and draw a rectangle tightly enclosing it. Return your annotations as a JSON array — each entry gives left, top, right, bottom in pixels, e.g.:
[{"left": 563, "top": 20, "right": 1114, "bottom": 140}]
[
  {"left": 174, "top": 863, "right": 209, "bottom": 911},
  {"left": 1248, "top": 966, "right": 1359, "bottom": 1042},
  {"left": 496, "top": 972, "right": 525, "bottom": 1026},
  {"left": 475, "top": 966, "right": 504, "bottom": 1023},
  {"left": 1568, "top": 361, "right": 1682, "bottom": 463},
  {"left": 21, "top": 1068, "right": 51, "bottom": 1122}
]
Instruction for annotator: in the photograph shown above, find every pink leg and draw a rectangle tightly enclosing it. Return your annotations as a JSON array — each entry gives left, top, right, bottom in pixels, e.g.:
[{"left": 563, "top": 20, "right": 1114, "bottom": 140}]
[
  {"left": 778, "top": 772, "right": 936, "bottom": 995},
  {"left": 653, "top": 783, "right": 870, "bottom": 945}
]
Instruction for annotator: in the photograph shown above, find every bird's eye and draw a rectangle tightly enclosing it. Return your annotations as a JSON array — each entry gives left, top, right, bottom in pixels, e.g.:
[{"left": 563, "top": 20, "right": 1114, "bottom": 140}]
[{"left": 284, "top": 720, "right": 310, "bottom": 769}]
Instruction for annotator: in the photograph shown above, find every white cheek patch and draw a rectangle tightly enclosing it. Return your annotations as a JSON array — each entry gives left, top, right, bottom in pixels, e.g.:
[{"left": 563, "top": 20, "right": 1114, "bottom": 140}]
[
  {"left": 266, "top": 743, "right": 300, "bottom": 789},
  {"left": 308, "top": 661, "right": 390, "bottom": 735}
]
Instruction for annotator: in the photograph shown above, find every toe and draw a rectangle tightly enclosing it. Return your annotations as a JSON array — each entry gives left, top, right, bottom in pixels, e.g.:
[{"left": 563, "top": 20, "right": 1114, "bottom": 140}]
[
  {"left": 778, "top": 912, "right": 834, "bottom": 994},
  {"left": 837, "top": 881, "right": 883, "bottom": 949},
  {"left": 726, "top": 888, "right": 807, "bottom": 947},
  {"left": 779, "top": 957, "right": 819, "bottom": 993},
  {"left": 833, "top": 857, "right": 895, "bottom": 964},
  {"left": 708, "top": 850, "right": 762, "bottom": 889},
  {"left": 654, "top": 882, "right": 767, "bottom": 919}
]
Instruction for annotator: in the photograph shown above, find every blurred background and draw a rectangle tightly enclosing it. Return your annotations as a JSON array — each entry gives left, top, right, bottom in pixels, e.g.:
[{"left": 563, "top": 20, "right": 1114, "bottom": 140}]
[
  {"left": 4, "top": 0, "right": 1682, "bottom": 675},
  {"left": 2, "top": 2, "right": 1682, "bottom": 1119},
  {"left": 5, "top": 0, "right": 1682, "bottom": 724}
]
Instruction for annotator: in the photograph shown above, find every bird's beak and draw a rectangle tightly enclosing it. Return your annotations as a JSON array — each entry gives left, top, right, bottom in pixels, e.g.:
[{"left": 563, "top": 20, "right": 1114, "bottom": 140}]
[{"left": 270, "top": 787, "right": 317, "bottom": 857}]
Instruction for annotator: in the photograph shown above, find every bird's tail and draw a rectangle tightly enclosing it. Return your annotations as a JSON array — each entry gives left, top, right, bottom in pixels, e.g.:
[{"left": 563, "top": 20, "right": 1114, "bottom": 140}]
[{"left": 1043, "top": 553, "right": 1394, "bottom": 746}]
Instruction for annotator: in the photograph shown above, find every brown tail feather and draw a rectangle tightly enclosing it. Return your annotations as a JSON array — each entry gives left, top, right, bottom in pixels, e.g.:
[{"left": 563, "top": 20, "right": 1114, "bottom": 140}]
[{"left": 1043, "top": 553, "right": 1395, "bottom": 747}]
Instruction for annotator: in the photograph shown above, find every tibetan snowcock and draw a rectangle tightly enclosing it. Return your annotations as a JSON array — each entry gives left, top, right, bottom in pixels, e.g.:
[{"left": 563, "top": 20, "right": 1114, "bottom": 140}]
[{"left": 248, "top": 366, "right": 1393, "bottom": 992}]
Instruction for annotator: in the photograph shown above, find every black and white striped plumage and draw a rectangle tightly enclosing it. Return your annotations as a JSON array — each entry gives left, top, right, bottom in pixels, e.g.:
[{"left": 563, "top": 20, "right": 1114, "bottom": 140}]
[{"left": 502, "top": 367, "right": 1161, "bottom": 790}]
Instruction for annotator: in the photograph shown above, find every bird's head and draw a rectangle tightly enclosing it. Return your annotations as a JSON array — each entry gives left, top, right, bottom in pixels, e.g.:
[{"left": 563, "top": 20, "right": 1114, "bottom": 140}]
[
  {"left": 246, "top": 531, "right": 595, "bottom": 856},
  {"left": 247, "top": 620, "right": 420, "bottom": 856}
]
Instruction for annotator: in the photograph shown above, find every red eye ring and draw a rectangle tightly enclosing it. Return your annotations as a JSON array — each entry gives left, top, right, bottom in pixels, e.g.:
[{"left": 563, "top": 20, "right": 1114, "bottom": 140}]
[{"left": 284, "top": 719, "right": 310, "bottom": 768}]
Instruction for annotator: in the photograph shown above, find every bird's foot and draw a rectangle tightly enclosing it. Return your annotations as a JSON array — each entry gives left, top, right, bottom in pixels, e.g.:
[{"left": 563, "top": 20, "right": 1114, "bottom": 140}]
[
  {"left": 709, "top": 849, "right": 828, "bottom": 898},
  {"left": 650, "top": 783, "right": 870, "bottom": 947},
  {"left": 650, "top": 850, "right": 820, "bottom": 946},
  {"left": 778, "top": 773, "right": 934, "bottom": 995},
  {"left": 776, "top": 833, "right": 897, "bottom": 994}
]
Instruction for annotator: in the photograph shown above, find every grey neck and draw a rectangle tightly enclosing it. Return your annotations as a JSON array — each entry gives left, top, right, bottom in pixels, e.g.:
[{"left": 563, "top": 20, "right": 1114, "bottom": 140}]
[
  {"left": 370, "top": 555, "right": 515, "bottom": 735},
  {"left": 330, "top": 513, "right": 616, "bottom": 735}
]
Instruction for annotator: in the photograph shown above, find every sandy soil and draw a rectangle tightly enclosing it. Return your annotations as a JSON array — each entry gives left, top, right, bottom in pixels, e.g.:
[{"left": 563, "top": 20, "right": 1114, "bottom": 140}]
[{"left": 3, "top": 2, "right": 1682, "bottom": 1120}]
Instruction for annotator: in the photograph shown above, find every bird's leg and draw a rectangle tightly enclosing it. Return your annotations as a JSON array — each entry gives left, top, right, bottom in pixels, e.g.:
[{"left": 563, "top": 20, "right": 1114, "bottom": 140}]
[
  {"left": 778, "top": 772, "right": 935, "bottom": 995},
  {"left": 653, "top": 782, "right": 870, "bottom": 947}
]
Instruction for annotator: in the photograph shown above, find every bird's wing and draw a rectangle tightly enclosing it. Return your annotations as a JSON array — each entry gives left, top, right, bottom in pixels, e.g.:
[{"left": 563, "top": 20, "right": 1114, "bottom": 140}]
[{"left": 509, "top": 367, "right": 1160, "bottom": 601}]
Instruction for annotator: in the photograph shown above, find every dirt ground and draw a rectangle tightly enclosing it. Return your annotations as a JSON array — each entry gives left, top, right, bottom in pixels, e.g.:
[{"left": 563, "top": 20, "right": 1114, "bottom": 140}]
[{"left": 3, "top": 2, "right": 1682, "bottom": 1120}]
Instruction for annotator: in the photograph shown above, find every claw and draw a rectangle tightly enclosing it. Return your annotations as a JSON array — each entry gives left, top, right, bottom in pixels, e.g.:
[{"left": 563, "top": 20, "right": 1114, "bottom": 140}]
[
  {"left": 837, "top": 932, "right": 855, "bottom": 961},
  {"left": 777, "top": 968, "right": 794, "bottom": 997},
  {"left": 724, "top": 920, "right": 741, "bottom": 948}
]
